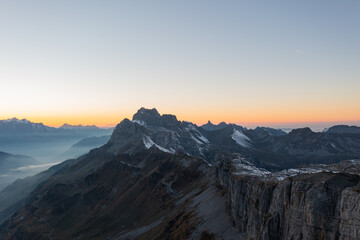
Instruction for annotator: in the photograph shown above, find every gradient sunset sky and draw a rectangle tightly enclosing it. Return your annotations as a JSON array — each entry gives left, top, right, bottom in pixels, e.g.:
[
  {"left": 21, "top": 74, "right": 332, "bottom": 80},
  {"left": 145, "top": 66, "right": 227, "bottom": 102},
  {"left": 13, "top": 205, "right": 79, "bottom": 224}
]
[{"left": 0, "top": 1, "right": 359, "bottom": 129}]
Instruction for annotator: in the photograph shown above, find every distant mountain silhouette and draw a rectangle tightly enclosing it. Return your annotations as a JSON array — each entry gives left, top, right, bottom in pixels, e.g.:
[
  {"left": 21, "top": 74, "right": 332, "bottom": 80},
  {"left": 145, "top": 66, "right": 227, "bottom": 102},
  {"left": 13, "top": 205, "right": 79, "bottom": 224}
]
[
  {"left": 0, "top": 118, "right": 112, "bottom": 136},
  {"left": 58, "top": 135, "right": 111, "bottom": 160},
  {"left": 0, "top": 118, "right": 54, "bottom": 135},
  {"left": 59, "top": 123, "right": 100, "bottom": 130},
  {"left": 326, "top": 125, "right": 360, "bottom": 134},
  {"left": 200, "top": 120, "right": 229, "bottom": 131}
]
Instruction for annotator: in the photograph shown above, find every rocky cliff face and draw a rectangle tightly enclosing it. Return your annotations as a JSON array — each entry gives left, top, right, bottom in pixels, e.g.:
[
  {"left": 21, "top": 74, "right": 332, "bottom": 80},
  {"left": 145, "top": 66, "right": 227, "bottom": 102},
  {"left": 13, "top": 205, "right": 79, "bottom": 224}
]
[{"left": 217, "top": 155, "right": 360, "bottom": 240}]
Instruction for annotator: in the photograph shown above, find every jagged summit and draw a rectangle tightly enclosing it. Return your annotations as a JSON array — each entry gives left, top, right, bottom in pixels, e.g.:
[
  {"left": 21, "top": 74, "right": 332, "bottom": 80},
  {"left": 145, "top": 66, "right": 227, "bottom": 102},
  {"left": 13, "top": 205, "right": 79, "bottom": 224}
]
[
  {"left": 203, "top": 120, "right": 216, "bottom": 128},
  {"left": 288, "top": 127, "right": 314, "bottom": 135},
  {"left": 0, "top": 117, "right": 52, "bottom": 134},
  {"left": 1, "top": 117, "right": 31, "bottom": 124},
  {"left": 132, "top": 107, "right": 179, "bottom": 127},
  {"left": 200, "top": 120, "right": 229, "bottom": 131},
  {"left": 107, "top": 107, "right": 211, "bottom": 156},
  {"left": 132, "top": 107, "right": 160, "bottom": 122}
]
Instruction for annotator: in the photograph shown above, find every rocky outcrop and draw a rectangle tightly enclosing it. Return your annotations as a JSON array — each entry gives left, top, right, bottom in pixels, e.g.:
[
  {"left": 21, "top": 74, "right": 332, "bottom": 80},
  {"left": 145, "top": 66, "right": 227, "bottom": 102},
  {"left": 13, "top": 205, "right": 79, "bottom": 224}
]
[
  {"left": 339, "top": 187, "right": 360, "bottom": 239},
  {"left": 132, "top": 107, "right": 180, "bottom": 128},
  {"left": 217, "top": 156, "right": 360, "bottom": 240}
]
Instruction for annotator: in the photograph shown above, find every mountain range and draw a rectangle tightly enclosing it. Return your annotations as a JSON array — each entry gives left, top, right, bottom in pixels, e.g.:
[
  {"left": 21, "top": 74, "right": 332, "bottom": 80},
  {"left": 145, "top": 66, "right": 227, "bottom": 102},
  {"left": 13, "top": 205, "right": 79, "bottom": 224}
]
[
  {"left": 104, "top": 108, "right": 360, "bottom": 170},
  {"left": 0, "top": 118, "right": 54, "bottom": 135},
  {"left": 0, "top": 118, "right": 114, "bottom": 161},
  {"left": 1, "top": 108, "right": 360, "bottom": 239},
  {"left": 0, "top": 118, "right": 112, "bottom": 136}
]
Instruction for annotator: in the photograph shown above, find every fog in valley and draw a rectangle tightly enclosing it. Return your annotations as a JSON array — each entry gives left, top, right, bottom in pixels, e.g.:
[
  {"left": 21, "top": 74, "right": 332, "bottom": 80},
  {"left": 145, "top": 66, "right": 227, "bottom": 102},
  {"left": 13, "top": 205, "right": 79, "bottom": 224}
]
[{"left": 0, "top": 124, "right": 112, "bottom": 191}]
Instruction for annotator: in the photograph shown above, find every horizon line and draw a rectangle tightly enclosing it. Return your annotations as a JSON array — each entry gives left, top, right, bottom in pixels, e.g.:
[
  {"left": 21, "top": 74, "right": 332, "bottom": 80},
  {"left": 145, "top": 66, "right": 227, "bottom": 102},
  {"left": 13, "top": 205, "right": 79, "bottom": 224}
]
[{"left": 1, "top": 116, "right": 359, "bottom": 130}]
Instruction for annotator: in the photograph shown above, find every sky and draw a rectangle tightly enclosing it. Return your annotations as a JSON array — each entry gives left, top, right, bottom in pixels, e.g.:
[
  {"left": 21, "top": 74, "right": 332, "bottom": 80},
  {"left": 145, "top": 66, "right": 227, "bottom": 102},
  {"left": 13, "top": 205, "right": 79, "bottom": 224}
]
[{"left": 0, "top": 1, "right": 359, "bottom": 129}]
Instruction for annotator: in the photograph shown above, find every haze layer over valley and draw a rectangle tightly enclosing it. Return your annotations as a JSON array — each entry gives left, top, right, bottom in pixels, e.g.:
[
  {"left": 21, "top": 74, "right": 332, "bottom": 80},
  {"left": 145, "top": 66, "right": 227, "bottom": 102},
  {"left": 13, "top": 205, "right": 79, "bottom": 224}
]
[{"left": 0, "top": 118, "right": 113, "bottom": 190}]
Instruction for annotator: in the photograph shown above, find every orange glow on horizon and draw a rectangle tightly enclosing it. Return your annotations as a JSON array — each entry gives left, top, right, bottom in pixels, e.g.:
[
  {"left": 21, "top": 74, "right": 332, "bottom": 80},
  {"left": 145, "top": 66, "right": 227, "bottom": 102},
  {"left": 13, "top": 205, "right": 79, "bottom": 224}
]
[{"left": 2, "top": 106, "right": 359, "bottom": 129}]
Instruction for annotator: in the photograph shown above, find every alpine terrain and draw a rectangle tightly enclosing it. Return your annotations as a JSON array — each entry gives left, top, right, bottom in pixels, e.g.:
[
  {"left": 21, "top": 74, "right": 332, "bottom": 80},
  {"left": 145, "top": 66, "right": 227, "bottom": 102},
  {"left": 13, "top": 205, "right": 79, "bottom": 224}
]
[{"left": 1, "top": 108, "right": 360, "bottom": 240}]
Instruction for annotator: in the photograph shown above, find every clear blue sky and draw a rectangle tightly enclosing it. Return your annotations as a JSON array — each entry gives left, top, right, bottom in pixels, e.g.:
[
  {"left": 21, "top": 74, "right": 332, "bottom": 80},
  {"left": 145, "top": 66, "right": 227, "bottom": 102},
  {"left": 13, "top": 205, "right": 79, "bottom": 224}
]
[{"left": 0, "top": 1, "right": 359, "bottom": 128}]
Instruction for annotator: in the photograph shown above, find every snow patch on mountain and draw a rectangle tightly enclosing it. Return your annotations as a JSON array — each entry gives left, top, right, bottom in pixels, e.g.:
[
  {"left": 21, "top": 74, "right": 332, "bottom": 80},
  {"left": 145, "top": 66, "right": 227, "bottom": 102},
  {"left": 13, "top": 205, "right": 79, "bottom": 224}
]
[
  {"left": 196, "top": 133, "right": 209, "bottom": 144},
  {"left": 143, "top": 135, "right": 156, "bottom": 149},
  {"left": 184, "top": 122, "right": 197, "bottom": 131},
  {"left": 191, "top": 135, "right": 203, "bottom": 145},
  {"left": 232, "top": 158, "right": 271, "bottom": 177},
  {"left": 330, "top": 143, "right": 341, "bottom": 151},
  {"left": 185, "top": 123, "right": 209, "bottom": 144},
  {"left": 231, "top": 129, "right": 252, "bottom": 148},
  {"left": 132, "top": 120, "right": 146, "bottom": 126},
  {"left": 143, "top": 135, "right": 175, "bottom": 154},
  {"left": 231, "top": 157, "right": 358, "bottom": 181}
]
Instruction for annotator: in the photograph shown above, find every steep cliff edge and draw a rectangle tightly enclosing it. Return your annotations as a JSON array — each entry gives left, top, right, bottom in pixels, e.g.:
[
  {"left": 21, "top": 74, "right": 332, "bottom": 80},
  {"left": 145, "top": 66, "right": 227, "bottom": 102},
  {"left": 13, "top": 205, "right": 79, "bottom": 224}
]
[{"left": 217, "top": 156, "right": 360, "bottom": 240}]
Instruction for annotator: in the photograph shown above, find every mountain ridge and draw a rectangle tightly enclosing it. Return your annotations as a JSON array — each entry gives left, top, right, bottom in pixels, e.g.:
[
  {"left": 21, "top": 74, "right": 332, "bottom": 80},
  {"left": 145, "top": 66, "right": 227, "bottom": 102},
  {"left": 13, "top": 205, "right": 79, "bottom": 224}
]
[{"left": 0, "top": 118, "right": 111, "bottom": 135}]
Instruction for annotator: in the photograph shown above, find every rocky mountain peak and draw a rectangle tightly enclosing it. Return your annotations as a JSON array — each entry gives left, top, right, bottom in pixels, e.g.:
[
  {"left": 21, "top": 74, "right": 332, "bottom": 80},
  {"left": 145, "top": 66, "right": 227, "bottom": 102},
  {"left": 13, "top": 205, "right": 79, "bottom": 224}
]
[
  {"left": 132, "top": 107, "right": 179, "bottom": 128},
  {"left": 327, "top": 125, "right": 360, "bottom": 134},
  {"left": 254, "top": 127, "right": 287, "bottom": 136},
  {"left": 1, "top": 117, "right": 31, "bottom": 124},
  {"left": 132, "top": 107, "right": 161, "bottom": 125},
  {"left": 160, "top": 114, "right": 179, "bottom": 127},
  {"left": 200, "top": 121, "right": 229, "bottom": 131},
  {"left": 288, "top": 127, "right": 313, "bottom": 136}
]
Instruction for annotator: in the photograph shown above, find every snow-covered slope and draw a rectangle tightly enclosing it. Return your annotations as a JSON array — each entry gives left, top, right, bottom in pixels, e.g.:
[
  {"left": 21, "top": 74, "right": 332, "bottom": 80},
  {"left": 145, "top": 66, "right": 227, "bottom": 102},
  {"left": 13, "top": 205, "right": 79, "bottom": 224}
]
[{"left": 231, "top": 129, "right": 252, "bottom": 148}]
